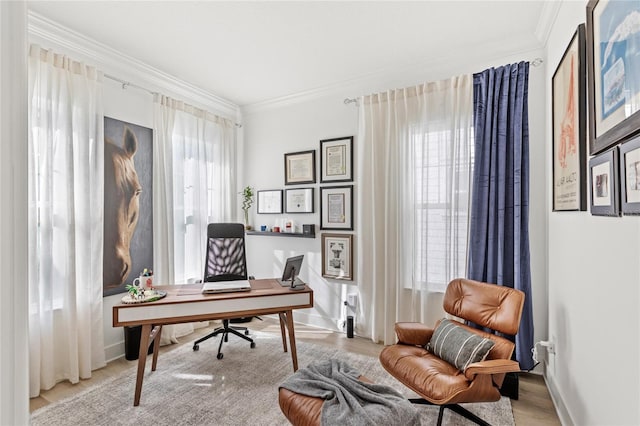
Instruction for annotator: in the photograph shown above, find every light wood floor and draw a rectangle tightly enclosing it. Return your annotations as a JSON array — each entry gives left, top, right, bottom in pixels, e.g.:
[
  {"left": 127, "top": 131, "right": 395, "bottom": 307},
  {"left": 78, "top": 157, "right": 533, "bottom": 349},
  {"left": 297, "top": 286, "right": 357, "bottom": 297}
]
[{"left": 31, "top": 318, "right": 561, "bottom": 425}]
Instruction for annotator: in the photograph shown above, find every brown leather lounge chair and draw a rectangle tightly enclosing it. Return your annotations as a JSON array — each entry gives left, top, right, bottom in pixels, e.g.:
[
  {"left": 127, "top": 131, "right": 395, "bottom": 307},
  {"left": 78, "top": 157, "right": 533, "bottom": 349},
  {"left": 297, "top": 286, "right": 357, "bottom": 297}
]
[{"left": 379, "top": 278, "right": 525, "bottom": 426}]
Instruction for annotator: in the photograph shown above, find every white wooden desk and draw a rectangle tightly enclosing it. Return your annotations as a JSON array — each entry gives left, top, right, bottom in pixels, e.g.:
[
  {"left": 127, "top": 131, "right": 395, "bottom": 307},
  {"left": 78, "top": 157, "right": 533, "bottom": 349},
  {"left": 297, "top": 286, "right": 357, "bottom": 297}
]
[{"left": 113, "top": 279, "right": 313, "bottom": 406}]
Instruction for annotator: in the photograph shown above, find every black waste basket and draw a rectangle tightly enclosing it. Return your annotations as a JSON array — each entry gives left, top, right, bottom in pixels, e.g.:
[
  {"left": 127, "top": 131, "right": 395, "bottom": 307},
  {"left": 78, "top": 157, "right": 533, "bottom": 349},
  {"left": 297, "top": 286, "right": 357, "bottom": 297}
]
[{"left": 124, "top": 325, "right": 154, "bottom": 361}]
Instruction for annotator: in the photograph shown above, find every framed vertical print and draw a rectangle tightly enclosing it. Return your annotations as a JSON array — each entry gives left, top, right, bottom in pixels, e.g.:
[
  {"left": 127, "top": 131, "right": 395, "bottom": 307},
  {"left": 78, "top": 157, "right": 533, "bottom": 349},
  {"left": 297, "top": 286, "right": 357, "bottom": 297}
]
[
  {"left": 321, "top": 233, "right": 353, "bottom": 280},
  {"left": 320, "top": 136, "right": 353, "bottom": 183},
  {"left": 589, "top": 147, "right": 620, "bottom": 216},
  {"left": 257, "top": 190, "right": 283, "bottom": 214},
  {"left": 553, "top": 24, "right": 587, "bottom": 211},
  {"left": 619, "top": 135, "right": 640, "bottom": 214},
  {"left": 285, "top": 187, "right": 314, "bottom": 213},
  {"left": 587, "top": 0, "right": 640, "bottom": 155},
  {"left": 320, "top": 185, "right": 353, "bottom": 230},
  {"left": 284, "top": 150, "right": 316, "bottom": 185}
]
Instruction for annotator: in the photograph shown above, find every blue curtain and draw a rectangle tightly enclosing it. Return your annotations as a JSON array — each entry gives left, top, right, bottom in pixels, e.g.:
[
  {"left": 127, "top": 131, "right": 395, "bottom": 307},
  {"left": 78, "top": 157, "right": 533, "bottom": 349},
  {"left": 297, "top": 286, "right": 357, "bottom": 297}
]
[{"left": 468, "top": 62, "right": 534, "bottom": 371}]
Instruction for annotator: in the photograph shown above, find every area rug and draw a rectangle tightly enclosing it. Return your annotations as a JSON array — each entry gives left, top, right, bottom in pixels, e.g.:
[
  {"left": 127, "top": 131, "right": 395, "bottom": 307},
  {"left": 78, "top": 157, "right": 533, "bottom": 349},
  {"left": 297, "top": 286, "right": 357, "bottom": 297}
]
[{"left": 31, "top": 331, "right": 515, "bottom": 425}]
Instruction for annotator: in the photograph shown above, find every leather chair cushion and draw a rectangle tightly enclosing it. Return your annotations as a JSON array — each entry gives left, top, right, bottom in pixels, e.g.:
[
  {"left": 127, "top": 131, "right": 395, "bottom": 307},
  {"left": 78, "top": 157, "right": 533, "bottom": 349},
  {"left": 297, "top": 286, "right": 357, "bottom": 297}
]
[
  {"left": 379, "top": 344, "right": 471, "bottom": 404},
  {"left": 278, "top": 376, "right": 373, "bottom": 426}
]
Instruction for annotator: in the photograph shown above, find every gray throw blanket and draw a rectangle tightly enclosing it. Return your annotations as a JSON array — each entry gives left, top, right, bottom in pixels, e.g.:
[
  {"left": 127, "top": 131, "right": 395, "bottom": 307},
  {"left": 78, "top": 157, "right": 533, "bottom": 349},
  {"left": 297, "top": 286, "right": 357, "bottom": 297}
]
[{"left": 279, "top": 358, "right": 420, "bottom": 426}]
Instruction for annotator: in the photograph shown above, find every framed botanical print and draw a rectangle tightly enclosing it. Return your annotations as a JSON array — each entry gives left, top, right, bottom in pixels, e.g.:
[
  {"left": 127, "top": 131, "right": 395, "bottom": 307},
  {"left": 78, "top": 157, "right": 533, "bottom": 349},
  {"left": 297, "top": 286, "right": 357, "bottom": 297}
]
[
  {"left": 619, "top": 135, "right": 640, "bottom": 215},
  {"left": 284, "top": 150, "right": 316, "bottom": 185},
  {"left": 321, "top": 233, "right": 353, "bottom": 280},
  {"left": 320, "top": 185, "right": 353, "bottom": 230},
  {"left": 320, "top": 136, "right": 353, "bottom": 183},
  {"left": 589, "top": 147, "right": 620, "bottom": 216},
  {"left": 587, "top": 0, "right": 640, "bottom": 155},
  {"left": 552, "top": 24, "right": 587, "bottom": 211}
]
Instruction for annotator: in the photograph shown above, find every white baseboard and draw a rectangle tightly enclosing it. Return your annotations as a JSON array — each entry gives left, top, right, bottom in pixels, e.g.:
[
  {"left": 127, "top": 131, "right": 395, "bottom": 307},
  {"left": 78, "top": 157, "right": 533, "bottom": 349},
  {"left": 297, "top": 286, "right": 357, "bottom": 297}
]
[
  {"left": 293, "top": 311, "right": 345, "bottom": 334},
  {"left": 544, "top": 369, "right": 574, "bottom": 426},
  {"left": 104, "top": 340, "right": 125, "bottom": 363}
]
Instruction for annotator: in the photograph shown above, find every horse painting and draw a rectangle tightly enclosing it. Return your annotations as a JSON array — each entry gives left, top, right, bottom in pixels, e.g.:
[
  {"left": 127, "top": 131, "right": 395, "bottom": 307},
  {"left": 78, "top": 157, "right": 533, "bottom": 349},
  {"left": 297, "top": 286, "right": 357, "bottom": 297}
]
[{"left": 103, "top": 126, "right": 142, "bottom": 290}]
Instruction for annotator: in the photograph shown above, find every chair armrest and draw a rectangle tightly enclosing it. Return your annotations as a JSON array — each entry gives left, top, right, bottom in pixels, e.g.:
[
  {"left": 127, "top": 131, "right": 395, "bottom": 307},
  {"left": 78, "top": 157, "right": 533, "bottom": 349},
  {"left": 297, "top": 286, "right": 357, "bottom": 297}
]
[
  {"left": 395, "top": 322, "right": 434, "bottom": 346},
  {"left": 463, "top": 359, "right": 521, "bottom": 380}
]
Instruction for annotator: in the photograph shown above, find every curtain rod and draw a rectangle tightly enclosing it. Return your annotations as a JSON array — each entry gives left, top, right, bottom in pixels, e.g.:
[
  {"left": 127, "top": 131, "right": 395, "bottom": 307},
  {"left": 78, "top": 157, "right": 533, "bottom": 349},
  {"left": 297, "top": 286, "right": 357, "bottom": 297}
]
[
  {"left": 104, "top": 73, "right": 242, "bottom": 128},
  {"left": 343, "top": 57, "right": 544, "bottom": 107}
]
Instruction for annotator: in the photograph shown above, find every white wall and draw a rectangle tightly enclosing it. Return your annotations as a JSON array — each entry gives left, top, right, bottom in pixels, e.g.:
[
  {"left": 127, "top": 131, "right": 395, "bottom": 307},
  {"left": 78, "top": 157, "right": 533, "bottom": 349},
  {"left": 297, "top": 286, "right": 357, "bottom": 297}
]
[
  {"left": 242, "top": 48, "right": 549, "bottom": 351},
  {"left": 243, "top": 95, "right": 360, "bottom": 330},
  {"left": 0, "top": 3, "right": 29, "bottom": 425},
  {"left": 545, "top": 2, "right": 640, "bottom": 425}
]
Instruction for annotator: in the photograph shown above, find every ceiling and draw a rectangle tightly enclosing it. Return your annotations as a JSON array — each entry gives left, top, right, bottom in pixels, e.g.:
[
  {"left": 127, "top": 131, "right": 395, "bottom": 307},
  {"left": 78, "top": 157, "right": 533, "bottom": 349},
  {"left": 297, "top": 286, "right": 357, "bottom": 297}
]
[{"left": 27, "top": 1, "right": 549, "bottom": 107}]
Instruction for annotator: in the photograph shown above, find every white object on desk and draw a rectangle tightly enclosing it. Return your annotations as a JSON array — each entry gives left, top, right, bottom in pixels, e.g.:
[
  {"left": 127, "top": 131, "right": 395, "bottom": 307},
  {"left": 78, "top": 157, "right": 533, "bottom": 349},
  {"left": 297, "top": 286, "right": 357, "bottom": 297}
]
[{"left": 201, "top": 279, "right": 251, "bottom": 294}]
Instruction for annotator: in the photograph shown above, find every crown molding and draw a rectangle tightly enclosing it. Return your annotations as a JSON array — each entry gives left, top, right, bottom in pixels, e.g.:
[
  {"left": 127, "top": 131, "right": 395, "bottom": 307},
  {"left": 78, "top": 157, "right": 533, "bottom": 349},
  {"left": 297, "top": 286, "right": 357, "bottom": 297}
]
[
  {"left": 27, "top": 11, "right": 239, "bottom": 121},
  {"left": 243, "top": 43, "right": 545, "bottom": 116},
  {"left": 534, "top": 0, "right": 562, "bottom": 47}
]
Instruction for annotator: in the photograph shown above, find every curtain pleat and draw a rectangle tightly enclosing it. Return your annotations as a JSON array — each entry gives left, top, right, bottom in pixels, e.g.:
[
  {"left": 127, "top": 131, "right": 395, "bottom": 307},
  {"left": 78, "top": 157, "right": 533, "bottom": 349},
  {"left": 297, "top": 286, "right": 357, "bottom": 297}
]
[
  {"left": 153, "top": 95, "right": 236, "bottom": 344},
  {"left": 469, "top": 62, "right": 534, "bottom": 370},
  {"left": 28, "top": 44, "right": 106, "bottom": 397},
  {"left": 357, "top": 76, "right": 474, "bottom": 345}
]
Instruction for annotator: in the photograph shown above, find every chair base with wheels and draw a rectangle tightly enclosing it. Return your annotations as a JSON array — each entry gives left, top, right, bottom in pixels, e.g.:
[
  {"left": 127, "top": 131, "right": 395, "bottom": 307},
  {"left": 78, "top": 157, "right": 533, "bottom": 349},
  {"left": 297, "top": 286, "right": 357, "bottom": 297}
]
[{"left": 193, "top": 319, "right": 256, "bottom": 359}]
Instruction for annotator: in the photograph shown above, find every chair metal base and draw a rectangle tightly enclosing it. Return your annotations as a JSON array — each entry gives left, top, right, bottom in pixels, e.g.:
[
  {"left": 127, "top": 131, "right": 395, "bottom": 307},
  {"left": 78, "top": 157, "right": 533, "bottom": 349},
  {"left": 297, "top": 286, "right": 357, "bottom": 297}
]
[
  {"left": 409, "top": 398, "right": 492, "bottom": 426},
  {"left": 192, "top": 319, "right": 255, "bottom": 358}
]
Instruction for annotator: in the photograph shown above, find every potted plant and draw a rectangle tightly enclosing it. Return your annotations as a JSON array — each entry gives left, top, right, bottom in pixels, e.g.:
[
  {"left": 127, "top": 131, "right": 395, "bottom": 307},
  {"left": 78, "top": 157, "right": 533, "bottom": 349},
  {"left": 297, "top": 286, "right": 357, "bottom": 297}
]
[{"left": 240, "top": 186, "right": 254, "bottom": 230}]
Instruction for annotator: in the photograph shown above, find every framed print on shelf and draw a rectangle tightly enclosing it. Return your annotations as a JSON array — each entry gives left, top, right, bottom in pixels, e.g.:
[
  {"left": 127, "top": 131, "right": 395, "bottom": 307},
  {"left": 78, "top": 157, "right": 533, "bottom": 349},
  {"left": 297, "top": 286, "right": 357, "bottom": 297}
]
[
  {"left": 589, "top": 147, "right": 620, "bottom": 216},
  {"left": 320, "top": 136, "right": 353, "bottom": 183},
  {"left": 284, "top": 150, "right": 316, "bottom": 185},
  {"left": 321, "top": 233, "right": 353, "bottom": 280},
  {"left": 587, "top": 0, "right": 640, "bottom": 155},
  {"left": 552, "top": 24, "right": 587, "bottom": 212},
  {"left": 285, "top": 187, "right": 314, "bottom": 213},
  {"left": 320, "top": 185, "right": 353, "bottom": 230},
  {"left": 619, "top": 135, "right": 640, "bottom": 215},
  {"left": 257, "top": 190, "right": 283, "bottom": 214}
]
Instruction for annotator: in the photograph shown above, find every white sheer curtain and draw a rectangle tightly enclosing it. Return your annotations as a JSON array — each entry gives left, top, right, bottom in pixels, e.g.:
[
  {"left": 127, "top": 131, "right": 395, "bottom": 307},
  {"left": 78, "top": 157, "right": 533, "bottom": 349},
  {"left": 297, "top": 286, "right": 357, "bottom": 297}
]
[
  {"left": 153, "top": 95, "right": 236, "bottom": 343},
  {"left": 356, "top": 75, "right": 474, "bottom": 345},
  {"left": 28, "top": 45, "right": 106, "bottom": 397}
]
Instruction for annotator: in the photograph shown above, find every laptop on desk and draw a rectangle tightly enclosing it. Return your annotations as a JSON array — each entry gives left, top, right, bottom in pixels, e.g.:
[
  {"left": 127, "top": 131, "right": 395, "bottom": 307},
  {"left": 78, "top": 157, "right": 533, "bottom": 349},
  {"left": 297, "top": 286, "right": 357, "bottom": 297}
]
[
  {"left": 277, "top": 255, "right": 305, "bottom": 288},
  {"left": 201, "top": 279, "right": 251, "bottom": 294}
]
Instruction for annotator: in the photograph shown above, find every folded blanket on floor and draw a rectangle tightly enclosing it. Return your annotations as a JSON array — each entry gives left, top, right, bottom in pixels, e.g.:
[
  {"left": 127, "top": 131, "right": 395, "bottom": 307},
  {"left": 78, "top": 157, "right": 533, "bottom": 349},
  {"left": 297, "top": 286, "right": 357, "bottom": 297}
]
[{"left": 279, "top": 358, "right": 420, "bottom": 426}]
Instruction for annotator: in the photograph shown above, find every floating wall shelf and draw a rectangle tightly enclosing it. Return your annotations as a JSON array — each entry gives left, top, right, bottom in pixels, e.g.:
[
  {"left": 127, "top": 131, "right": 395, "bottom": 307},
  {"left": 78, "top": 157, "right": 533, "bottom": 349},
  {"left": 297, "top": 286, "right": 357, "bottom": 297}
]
[{"left": 246, "top": 231, "right": 315, "bottom": 239}]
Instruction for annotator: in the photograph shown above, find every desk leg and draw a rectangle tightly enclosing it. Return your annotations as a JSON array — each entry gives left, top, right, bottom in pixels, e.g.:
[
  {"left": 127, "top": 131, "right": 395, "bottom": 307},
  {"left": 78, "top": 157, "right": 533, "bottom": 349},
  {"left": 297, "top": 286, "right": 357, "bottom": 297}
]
[
  {"left": 283, "top": 310, "right": 298, "bottom": 372},
  {"left": 278, "top": 312, "right": 288, "bottom": 353},
  {"left": 151, "top": 325, "right": 162, "bottom": 371},
  {"left": 134, "top": 324, "right": 152, "bottom": 406},
  {"left": 134, "top": 324, "right": 162, "bottom": 406}
]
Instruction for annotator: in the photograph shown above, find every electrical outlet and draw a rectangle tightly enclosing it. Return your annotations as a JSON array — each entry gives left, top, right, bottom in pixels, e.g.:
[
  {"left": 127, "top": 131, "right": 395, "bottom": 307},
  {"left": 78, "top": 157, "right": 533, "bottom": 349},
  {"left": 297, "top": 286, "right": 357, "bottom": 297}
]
[{"left": 347, "top": 293, "right": 358, "bottom": 306}]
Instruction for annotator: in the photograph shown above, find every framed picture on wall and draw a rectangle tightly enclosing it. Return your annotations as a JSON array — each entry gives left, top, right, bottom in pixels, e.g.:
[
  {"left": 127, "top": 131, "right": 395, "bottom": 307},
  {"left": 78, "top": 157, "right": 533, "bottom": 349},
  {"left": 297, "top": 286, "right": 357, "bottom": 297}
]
[
  {"left": 103, "top": 117, "right": 153, "bottom": 297},
  {"left": 257, "top": 190, "right": 283, "bottom": 214},
  {"left": 285, "top": 187, "right": 314, "bottom": 213},
  {"left": 589, "top": 147, "right": 620, "bottom": 216},
  {"left": 284, "top": 150, "right": 316, "bottom": 185},
  {"left": 320, "top": 136, "right": 353, "bottom": 183},
  {"left": 619, "top": 135, "right": 640, "bottom": 215},
  {"left": 320, "top": 185, "right": 353, "bottom": 230},
  {"left": 586, "top": 0, "right": 640, "bottom": 155},
  {"left": 552, "top": 24, "right": 587, "bottom": 211},
  {"left": 321, "top": 233, "right": 353, "bottom": 280}
]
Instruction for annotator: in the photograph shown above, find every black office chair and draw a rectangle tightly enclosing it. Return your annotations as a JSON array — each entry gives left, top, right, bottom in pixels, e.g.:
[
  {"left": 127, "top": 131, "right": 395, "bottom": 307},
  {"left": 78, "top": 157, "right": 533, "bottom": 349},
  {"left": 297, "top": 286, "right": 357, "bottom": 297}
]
[{"left": 192, "top": 223, "right": 256, "bottom": 359}]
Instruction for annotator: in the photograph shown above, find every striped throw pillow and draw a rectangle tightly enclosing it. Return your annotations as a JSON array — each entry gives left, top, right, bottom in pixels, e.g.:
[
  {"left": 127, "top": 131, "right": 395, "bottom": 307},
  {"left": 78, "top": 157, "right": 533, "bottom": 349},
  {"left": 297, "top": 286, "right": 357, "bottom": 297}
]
[{"left": 426, "top": 319, "right": 495, "bottom": 372}]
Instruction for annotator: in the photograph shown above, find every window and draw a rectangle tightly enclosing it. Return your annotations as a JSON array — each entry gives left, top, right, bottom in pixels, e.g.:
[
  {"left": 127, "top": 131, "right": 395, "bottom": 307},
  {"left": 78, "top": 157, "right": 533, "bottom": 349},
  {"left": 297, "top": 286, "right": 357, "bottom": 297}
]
[{"left": 412, "top": 127, "right": 474, "bottom": 292}]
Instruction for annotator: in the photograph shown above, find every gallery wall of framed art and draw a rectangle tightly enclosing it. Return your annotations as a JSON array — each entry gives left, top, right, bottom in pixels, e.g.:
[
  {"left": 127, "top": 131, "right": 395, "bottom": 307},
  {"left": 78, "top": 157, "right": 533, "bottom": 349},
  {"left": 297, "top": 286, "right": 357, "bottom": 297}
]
[{"left": 552, "top": 1, "right": 640, "bottom": 219}]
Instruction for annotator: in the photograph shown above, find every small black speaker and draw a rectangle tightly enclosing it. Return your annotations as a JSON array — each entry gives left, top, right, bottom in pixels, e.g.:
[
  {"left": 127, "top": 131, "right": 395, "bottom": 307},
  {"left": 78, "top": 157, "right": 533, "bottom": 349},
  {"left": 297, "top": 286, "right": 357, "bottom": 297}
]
[
  {"left": 303, "top": 224, "right": 315, "bottom": 237},
  {"left": 346, "top": 316, "right": 354, "bottom": 338}
]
